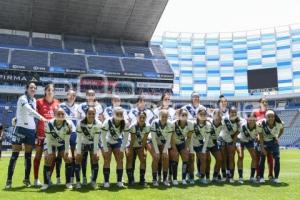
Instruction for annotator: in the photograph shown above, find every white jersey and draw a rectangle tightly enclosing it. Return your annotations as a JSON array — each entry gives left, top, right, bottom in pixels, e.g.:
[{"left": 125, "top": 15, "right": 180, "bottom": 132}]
[
  {"left": 182, "top": 104, "right": 206, "bottom": 120},
  {"left": 150, "top": 119, "right": 173, "bottom": 154},
  {"left": 77, "top": 102, "right": 103, "bottom": 121},
  {"left": 238, "top": 123, "right": 262, "bottom": 143},
  {"left": 260, "top": 120, "right": 284, "bottom": 142},
  {"left": 76, "top": 119, "right": 101, "bottom": 154},
  {"left": 220, "top": 117, "right": 242, "bottom": 143},
  {"left": 60, "top": 102, "right": 78, "bottom": 133},
  {"left": 173, "top": 120, "right": 194, "bottom": 145},
  {"left": 45, "top": 119, "right": 72, "bottom": 153},
  {"left": 101, "top": 117, "right": 130, "bottom": 151},
  {"left": 103, "top": 106, "right": 129, "bottom": 121},
  {"left": 16, "top": 94, "right": 42, "bottom": 130},
  {"left": 193, "top": 121, "right": 212, "bottom": 147},
  {"left": 128, "top": 107, "right": 155, "bottom": 125},
  {"left": 129, "top": 122, "right": 151, "bottom": 148},
  {"left": 153, "top": 106, "right": 176, "bottom": 121}
]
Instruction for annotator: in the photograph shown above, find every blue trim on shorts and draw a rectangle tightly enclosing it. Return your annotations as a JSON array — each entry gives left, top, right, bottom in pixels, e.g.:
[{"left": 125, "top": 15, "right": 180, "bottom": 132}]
[{"left": 11, "top": 126, "right": 36, "bottom": 146}]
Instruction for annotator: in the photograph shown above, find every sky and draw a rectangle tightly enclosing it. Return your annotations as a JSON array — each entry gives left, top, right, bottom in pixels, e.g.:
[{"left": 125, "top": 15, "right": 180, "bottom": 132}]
[{"left": 153, "top": 0, "right": 300, "bottom": 37}]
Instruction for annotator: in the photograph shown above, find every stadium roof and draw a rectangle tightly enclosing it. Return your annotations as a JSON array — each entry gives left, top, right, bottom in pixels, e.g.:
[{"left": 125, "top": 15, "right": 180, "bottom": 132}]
[{"left": 0, "top": 0, "right": 168, "bottom": 41}]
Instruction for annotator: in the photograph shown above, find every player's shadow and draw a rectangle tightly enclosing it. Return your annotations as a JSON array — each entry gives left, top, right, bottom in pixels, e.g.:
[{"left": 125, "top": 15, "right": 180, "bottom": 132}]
[
  {"left": 226, "top": 181, "right": 289, "bottom": 188},
  {"left": 36, "top": 185, "right": 68, "bottom": 193},
  {"left": 2, "top": 186, "right": 38, "bottom": 193}
]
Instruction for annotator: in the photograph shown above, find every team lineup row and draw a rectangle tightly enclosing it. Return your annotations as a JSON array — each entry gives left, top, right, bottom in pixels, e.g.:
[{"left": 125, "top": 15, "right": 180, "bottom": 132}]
[{"left": 5, "top": 81, "right": 284, "bottom": 190}]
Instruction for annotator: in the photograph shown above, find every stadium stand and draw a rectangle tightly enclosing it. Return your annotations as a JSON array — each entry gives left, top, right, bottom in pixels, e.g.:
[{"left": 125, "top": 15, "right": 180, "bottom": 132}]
[
  {"left": 0, "top": 33, "right": 29, "bottom": 48},
  {"left": 64, "top": 35, "right": 94, "bottom": 53},
  {"left": 0, "top": 48, "right": 9, "bottom": 67},
  {"left": 123, "top": 41, "right": 152, "bottom": 58},
  {"left": 94, "top": 39, "right": 123, "bottom": 56},
  {"left": 10, "top": 49, "right": 48, "bottom": 69},
  {"left": 50, "top": 53, "right": 86, "bottom": 72},
  {"left": 122, "top": 58, "right": 156, "bottom": 74},
  {"left": 32, "top": 37, "right": 62, "bottom": 51},
  {"left": 88, "top": 56, "right": 122, "bottom": 73}
]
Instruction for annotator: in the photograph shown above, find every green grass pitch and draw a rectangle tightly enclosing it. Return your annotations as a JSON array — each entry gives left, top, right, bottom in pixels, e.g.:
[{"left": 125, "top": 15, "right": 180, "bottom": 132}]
[{"left": 0, "top": 149, "right": 299, "bottom": 200}]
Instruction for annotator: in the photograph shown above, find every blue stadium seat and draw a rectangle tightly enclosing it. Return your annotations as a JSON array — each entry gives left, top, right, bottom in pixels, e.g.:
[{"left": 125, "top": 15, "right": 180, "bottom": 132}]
[
  {"left": 88, "top": 56, "right": 122, "bottom": 73},
  {"left": 64, "top": 35, "right": 94, "bottom": 53},
  {"left": 95, "top": 39, "right": 124, "bottom": 56},
  {"left": 153, "top": 60, "right": 173, "bottom": 74},
  {"left": 123, "top": 41, "right": 152, "bottom": 58},
  {"left": 50, "top": 53, "right": 86, "bottom": 71},
  {"left": 150, "top": 45, "right": 165, "bottom": 58},
  {"left": 0, "top": 34, "right": 29, "bottom": 48},
  {"left": 122, "top": 58, "right": 156, "bottom": 75},
  {"left": 10, "top": 50, "right": 48, "bottom": 69},
  {"left": 0, "top": 48, "right": 9, "bottom": 68},
  {"left": 32, "top": 37, "right": 62, "bottom": 51}
]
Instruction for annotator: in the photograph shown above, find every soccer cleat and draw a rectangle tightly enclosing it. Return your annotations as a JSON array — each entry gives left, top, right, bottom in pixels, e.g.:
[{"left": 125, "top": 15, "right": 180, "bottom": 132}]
[
  {"left": 82, "top": 177, "right": 88, "bottom": 186},
  {"left": 75, "top": 182, "right": 81, "bottom": 189},
  {"left": 103, "top": 182, "right": 110, "bottom": 188},
  {"left": 268, "top": 175, "right": 274, "bottom": 181},
  {"left": 56, "top": 177, "right": 61, "bottom": 185},
  {"left": 34, "top": 179, "right": 42, "bottom": 187},
  {"left": 200, "top": 178, "right": 207, "bottom": 184},
  {"left": 91, "top": 181, "right": 98, "bottom": 190},
  {"left": 273, "top": 178, "right": 280, "bottom": 184},
  {"left": 23, "top": 179, "right": 31, "bottom": 188},
  {"left": 117, "top": 182, "right": 125, "bottom": 188},
  {"left": 139, "top": 181, "right": 147, "bottom": 187},
  {"left": 259, "top": 178, "right": 265, "bottom": 183},
  {"left": 5, "top": 180, "right": 12, "bottom": 189},
  {"left": 229, "top": 178, "right": 235, "bottom": 183},
  {"left": 152, "top": 180, "right": 159, "bottom": 187},
  {"left": 172, "top": 180, "right": 179, "bottom": 186},
  {"left": 238, "top": 178, "right": 244, "bottom": 184},
  {"left": 163, "top": 180, "right": 170, "bottom": 186},
  {"left": 249, "top": 177, "right": 257, "bottom": 183},
  {"left": 41, "top": 184, "right": 49, "bottom": 190},
  {"left": 66, "top": 183, "right": 73, "bottom": 189},
  {"left": 182, "top": 180, "right": 187, "bottom": 185},
  {"left": 158, "top": 176, "right": 162, "bottom": 183},
  {"left": 189, "top": 179, "right": 195, "bottom": 185}
]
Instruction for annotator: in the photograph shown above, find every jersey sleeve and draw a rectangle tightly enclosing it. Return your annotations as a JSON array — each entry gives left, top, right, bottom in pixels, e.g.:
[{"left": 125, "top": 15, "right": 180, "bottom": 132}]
[
  {"left": 121, "top": 122, "right": 130, "bottom": 151},
  {"left": 20, "top": 97, "right": 43, "bottom": 121}
]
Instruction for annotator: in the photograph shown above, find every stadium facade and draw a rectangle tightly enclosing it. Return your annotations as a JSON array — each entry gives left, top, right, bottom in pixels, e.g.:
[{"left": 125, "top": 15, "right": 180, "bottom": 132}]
[{"left": 152, "top": 24, "right": 300, "bottom": 97}]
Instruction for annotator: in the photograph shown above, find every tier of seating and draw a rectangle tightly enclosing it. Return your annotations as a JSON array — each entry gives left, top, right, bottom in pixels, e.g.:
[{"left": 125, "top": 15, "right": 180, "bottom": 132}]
[{"left": 0, "top": 32, "right": 165, "bottom": 59}]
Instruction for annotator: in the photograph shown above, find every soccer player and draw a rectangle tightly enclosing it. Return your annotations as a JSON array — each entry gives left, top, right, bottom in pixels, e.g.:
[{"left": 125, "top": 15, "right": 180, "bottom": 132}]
[
  {"left": 218, "top": 95, "right": 229, "bottom": 118},
  {"left": 101, "top": 107, "right": 130, "bottom": 188},
  {"left": 103, "top": 95, "right": 129, "bottom": 121},
  {"left": 181, "top": 92, "right": 206, "bottom": 120},
  {"left": 219, "top": 106, "right": 241, "bottom": 183},
  {"left": 191, "top": 108, "right": 212, "bottom": 184},
  {"left": 74, "top": 107, "right": 101, "bottom": 189},
  {"left": 252, "top": 97, "right": 277, "bottom": 181},
  {"left": 126, "top": 111, "right": 150, "bottom": 186},
  {"left": 181, "top": 92, "right": 206, "bottom": 179},
  {"left": 5, "top": 81, "right": 46, "bottom": 189},
  {"left": 153, "top": 92, "right": 175, "bottom": 181},
  {"left": 207, "top": 109, "right": 223, "bottom": 182},
  {"left": 258, "top": 110, "right": 284, "bottom": 184},
  {"left": 77, "top": 89, "right": 103, "bottom": 185},
  {"left": 41, "top": 108, "right": 73, "bottom": 190},
  {"left": 127, "top": 95, "right": 155, "bottom": 182},
  {"left": 153, "top": 92, "right": 176, "bottom": 121},
  {"left": 60, "top": 89, "right": 78, "bottom": 184},
  {"left": 128, "top": 95, "right": 155, "bottom": 124},
  {"left": 236, "top": 113, "right": 261, "bottom": 183},
  {"left": 148, "top": 109, "right": 173, "bottom": 187},
  {"left": 170, "top": 108, "right": 194, "bottom": 185},
  {"left": 34, "top": 83, "right": 60, "bottom": 187}
]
